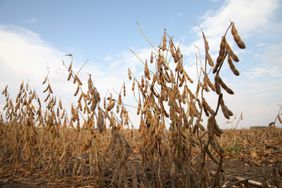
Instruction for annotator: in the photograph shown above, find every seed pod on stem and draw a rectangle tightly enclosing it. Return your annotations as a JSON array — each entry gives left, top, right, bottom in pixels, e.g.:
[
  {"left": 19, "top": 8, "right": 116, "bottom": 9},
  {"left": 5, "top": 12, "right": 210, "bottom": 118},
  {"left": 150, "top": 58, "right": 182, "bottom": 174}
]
[
  {"left": 218, "top": 77, "right": 234, "bottom": 95},
  {"left": 231, "top": 23, "right": 246, "bottom": 49},
  {"left": 204, "top": 73, "right": 216, "bottom": 91},
  {"left": 227, "top": 55, "right": 240, "bottom": 76},
  {"left": 225, "top": 40, "right": 239, "bottom": 62},
  {"left": 128, "top": 68, "right": 132, "bottom": 80},
  {"left": 74, "top": 85, "right": 80, "bottom": 96},
  {"left": 207, "top": 52, "right": 214, "bottom": 67},
  {"left": 150, "top": 52, "right": 154, "bottom": 64},
  {"left": 202, "top": 31, "right": 209, "bottom": 51},
  {"left": 162, "top": 31, "right": 167, "bottom": 51},
  {"left": 202, "top": 97, "right": 215, "bottom": 115},
  {"left": 97, "top": 110, "right": 105, "bottom": 133},
  {"left": 107, "top": 100, "right": 115, "bottom": 112},
  {"left": 144, "top": 61, "right": 151, "bottom": 80},
  {"left": 214, "top": 74, "right": 221, "bottom": 94},
  {"left": 220, "top": 97, "right": 233, "bottom": 119}
]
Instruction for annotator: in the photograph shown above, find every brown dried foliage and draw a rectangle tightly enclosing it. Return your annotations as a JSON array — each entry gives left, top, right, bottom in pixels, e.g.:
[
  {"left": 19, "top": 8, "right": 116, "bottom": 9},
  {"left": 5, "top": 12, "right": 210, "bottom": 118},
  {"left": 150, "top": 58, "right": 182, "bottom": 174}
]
[{"left": 0, "top": 22, "right": 247, "bottom": 187}]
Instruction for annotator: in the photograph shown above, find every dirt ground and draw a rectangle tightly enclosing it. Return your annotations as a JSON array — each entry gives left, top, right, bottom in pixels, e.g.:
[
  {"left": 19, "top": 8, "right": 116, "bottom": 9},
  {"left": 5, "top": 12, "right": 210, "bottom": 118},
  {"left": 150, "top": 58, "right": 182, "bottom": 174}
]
[
  {"left": 0, "top": 160, "right": 281, "bottom": 188},
  {"left": 0, "top": 128, "right": 281, "bottom": 187}
]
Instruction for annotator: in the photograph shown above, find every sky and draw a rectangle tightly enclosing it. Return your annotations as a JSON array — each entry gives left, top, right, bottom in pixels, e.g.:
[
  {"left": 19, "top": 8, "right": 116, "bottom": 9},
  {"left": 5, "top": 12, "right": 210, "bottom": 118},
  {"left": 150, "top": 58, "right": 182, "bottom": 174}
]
[{"left": 0, "top": 0, "right": 281, "bottom": 128}]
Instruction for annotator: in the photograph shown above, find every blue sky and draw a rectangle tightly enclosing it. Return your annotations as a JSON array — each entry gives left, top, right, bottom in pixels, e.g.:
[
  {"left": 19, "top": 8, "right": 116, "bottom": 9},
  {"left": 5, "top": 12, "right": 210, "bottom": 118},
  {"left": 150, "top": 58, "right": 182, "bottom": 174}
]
[
  {"left": 0, "top": 0, "right": 281, "bottom": 128},
  {"left": 0, "top": 0, "right": 222, "bottom": 61}
]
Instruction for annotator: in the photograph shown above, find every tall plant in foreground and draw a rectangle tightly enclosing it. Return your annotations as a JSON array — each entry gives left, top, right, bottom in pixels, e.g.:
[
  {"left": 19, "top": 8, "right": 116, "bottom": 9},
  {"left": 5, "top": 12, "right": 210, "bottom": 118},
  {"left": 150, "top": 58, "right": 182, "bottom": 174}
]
[{"left": 126, "top": 22, "right": 246, "bottom": 187}]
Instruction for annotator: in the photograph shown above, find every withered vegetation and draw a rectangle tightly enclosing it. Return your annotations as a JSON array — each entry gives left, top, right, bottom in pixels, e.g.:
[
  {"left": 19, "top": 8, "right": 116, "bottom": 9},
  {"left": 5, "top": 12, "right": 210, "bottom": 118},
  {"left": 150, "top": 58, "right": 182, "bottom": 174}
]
[{"left": 2, "top": 22, "right": 277, "bottom": 188}]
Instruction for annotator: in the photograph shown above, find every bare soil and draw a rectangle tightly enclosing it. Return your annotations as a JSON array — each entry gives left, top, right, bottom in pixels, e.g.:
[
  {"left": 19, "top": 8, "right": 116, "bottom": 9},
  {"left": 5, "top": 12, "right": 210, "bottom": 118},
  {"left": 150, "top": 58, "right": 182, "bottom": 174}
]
[{"left": 1, "top": 128, "right": 281, "bottom": 187}]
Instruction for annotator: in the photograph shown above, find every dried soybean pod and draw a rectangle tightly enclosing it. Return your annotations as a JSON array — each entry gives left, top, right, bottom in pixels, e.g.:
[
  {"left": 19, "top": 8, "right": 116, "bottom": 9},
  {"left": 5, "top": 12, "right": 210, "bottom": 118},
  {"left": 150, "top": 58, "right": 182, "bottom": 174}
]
[
  {"left": 42, "top": 76, "right": 47, "bottom": 85},
  {"left": 218, "top": 77, "right": 234, "bottom": 95},
  {"left": 227, "top": 55, "right": 240, "bottom": 76},
  {"left": 204, "top": 73, "right": 216, "bottom": 91},
  {"left": 236, "top": 37, "right": 246, "bottom": 49},
  {"left": 222, "top": 107, "right": 230, "bottom": 119},
  {"left": 141, "top": 77, "right": 145, "bottom": 88},
  {"left": 213, "top": 37, "right": 227, "bottom": 73},
  {"left": 231, "top": 22, "right": 239, "bottom": 36},
  {"left": 207, "top": 116, "right": 216, "bottom": 137},
  {"left": 179, "top": 75, "right": 185, "bottom": 87},
  {"left": 68, "top": 62, "right": 72, "bottom": 72},
  {"left": 207, "top": 147, "right": 219, "bottom": 164},
  {"left": 107, "top": 100, "right": 115, "bottom": 111},
  {"left": 150, "top": 52, "right": 154, "bottom": 64},
  {"left": 202, "top": 97, "right": 215, "bottom": 115},
  {"left": 59, "top": 99, "right": 63, "bottom": 109},
  {"left": 187, "top": 86, "right": 195, "bottom": 100},
  {"left": 214, "top": 127, "right": 222, "bottom": 137},
  {"left": 203, "top": 104, "right": 210, "bottom": 117},
  {"left": 137, "top": 97, "right": 141, "bottom": 115},
  {"left": 224, "top": 104, "right": 233, "bottom": 116},
  {"left": 2, "top": 85, "right": 8, "bottom": 96},
  {"left": 231, "top": 24, "right": 246, "bottom": 49},
  {"left": 162, "top": 31, "right": 167, "bottom": 51},
  {"left": 207, "top": 52, "right": 214, "bottom": 67},
  {"left": 219, "top": 37, "right": 226, "bottom": 56},
  {"left": 131, "top": 80, "right": 135, "bottom": 91},
  {"left": 118, "top": 94, "right": 122, "bottom": 105},
  {"left": 202, "top": 31, "right": 209, "bottom": 51},
  {"left": 75, "top": 75, "right": 82, "bottom": 85},
  {"left": 199, "top": 123, "right": 205, "bottom": 131},
  {"left": 214, "top": 121, "right": 223, "bottom": 136},
  {"left": 184, "top": 71, "right": 193, "bottom": 84},
  {"left": 214, "top": 74, "right": 221, "bottom": 94},
  {"left": 213, "top": 55, "right": 224, "bottom": 74},
  {"left": 97, "top": 110, "right": 105, "bottom": 133},
  {"left": 144, "top": 61, "right": 151, "bottom": 80},
  {"left": 67, "top": 71, "right": 72, "bottom": 81},
  {"left": 164, "top": 70, "right": 171, "bottom": 83},
  {"left": 220, "top": 98, "right": 230, "bottom": 119},
  {"left": 225, "top": 40, "right": 239, "bottom": 62},
  {"left": 123, "top": 84, "right": 126, "bottom": 97},
  {"left": 74, "top": 85, "right": 80, "bottom": 96},
  {"left": 202, "top": 81, "right": 210, "bottom": 92},
  {"left": 48, "top": 84, "right": 53, "bottom": 94},
  {"left": 128, "top": 68, "right": 132, "bottom": 80},
  {"left": 43, "top": 85, "right": 49, "bottom": 93}
]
